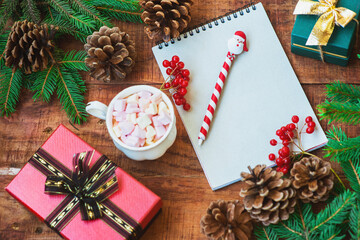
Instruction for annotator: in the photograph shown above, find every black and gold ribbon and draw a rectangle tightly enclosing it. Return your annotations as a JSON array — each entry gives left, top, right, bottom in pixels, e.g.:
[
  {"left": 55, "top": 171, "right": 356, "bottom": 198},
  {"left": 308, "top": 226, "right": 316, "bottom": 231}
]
[{"left": 29, "top": 148, "right": 142, "bottom": 240}]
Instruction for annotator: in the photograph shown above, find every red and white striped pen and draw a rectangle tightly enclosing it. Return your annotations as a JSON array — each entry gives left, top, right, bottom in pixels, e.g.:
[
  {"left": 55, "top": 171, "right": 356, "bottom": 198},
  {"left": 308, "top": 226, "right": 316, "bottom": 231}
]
[{"left": 198, "top": 31, "right": 248, "bottom": 146}]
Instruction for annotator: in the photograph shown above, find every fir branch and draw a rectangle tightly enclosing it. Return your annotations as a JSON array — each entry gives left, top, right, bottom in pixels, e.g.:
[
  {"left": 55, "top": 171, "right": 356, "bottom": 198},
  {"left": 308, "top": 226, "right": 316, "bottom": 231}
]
[
  {"left": 340, "top": 160, "right": 360, "bottom": 198},
  {"left": 90, "top": 0, "right": 143, "bottom": 22},
  {"left": 317, "top": 99, "right": 360, "bottom": 125},
  {"left": 309, "top": 190, "right": 355, "bottom": 233},
  {"left": 253, "top": 225, "right": 278, "bottom": 240},
  {"left": 97, "top": 7, "right": 143, "bottom": 23},
  {"left": 21, "top": 0, "right": 41, "bottom": 23},
  {"left": 349, "top": 200, "right": 360, "bottom": 240},
  {"left": 0, "top": 0, "right": 20, "bottom": 30},
  {"left": 30, "top": 63, "right": 57, "bottom": 102},
  {"left": 0, "top": 30, "right": 10, "bottom": 67},
  {"left": 55, "top": 65, "right": 87, "bottom": 124},
  {"left": 317, "top": 225, "right": 346, "bottom": 240},
  {"left": 0, "top": 67, "right": 23, "bottom": 116},
  {"left": 324, "top": 126, "right": 360, "bottom": 163},
  {"left": 69, "top": 0, "right": 112, "bottom": 27},
  {"left": 325, "top": 81, "right": 360, "bottom": 104},
  {"left": 58, "top": 50, "right": 88, "bottom": 71}
]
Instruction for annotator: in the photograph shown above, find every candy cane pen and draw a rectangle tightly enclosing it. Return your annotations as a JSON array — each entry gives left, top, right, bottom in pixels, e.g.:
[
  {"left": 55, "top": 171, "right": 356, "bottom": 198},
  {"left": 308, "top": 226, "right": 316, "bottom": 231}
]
[{"left": 198, "top": 31, "right": 248, "bottom": 146}]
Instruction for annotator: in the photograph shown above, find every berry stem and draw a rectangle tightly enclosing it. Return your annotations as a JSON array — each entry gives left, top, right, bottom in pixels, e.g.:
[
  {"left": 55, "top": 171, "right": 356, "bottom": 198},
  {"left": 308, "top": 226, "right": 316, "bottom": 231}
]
[{"left": 160, "top": 66, "right": 180, "bottom": 90}]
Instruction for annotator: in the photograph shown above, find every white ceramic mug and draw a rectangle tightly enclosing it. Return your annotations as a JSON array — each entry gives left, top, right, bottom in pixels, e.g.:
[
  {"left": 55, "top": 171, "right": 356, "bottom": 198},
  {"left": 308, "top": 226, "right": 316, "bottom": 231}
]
[{"left": 86, "top": 85, "right": 177, "bottom": 161}]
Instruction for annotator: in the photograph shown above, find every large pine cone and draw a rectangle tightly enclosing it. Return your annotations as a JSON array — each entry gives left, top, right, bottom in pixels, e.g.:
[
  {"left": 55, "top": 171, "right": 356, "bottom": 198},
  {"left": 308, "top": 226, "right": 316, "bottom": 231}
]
[
  {"left": 5, "top": 20, "right": 56, "bottom": 74},
  {"left": 240, "top": 165, "right": 297, "bottom": 226},
  {"left": 290, "top": 156, "right": 334, "bottom": 203},
  {"left": 141, "top": 0, "right": 193, "bottom": 42},
  {"left": 200, "top": 200, "right": 253, "bottom": 240},
  {"left": 84, "top": 26, "right": 136, "bottom": 82}
]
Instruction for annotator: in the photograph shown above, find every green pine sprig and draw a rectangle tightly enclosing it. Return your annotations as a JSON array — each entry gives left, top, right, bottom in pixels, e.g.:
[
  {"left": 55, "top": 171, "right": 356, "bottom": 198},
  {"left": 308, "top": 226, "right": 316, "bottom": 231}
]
[
  {"left": 349, "top": 200, "right": 360, "bottom": 239},
  {"left": 253, "top": 225, "right": 278, "bottom": 240},
  {"left": 21, "top": 0, "right": 41, "bottom": 23},
  {"left": 0, "top": 67, "right": 24, "bottom": 116},
  {"left": 0, "top": 30, "right": 10, "bottom": 67},
  {"left": 317, "top": 81, "right": 360, "bottom": 125}
]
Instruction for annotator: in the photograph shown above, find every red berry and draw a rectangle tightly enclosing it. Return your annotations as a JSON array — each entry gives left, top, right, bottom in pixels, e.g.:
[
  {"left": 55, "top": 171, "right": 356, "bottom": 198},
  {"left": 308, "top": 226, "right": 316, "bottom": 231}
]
[
  {"left": 179, "top": 87, "right": 187, "bottom": 96},
  {"left": 164, "top": 82, "right": 171, "bottom": 89},
  {"left": 170, "top": 61, "right": 177, "bottom": 68},
  {"left": 280, "top": 135, "right": 289, "bottom": 141},
  {"left": 172, "top": 55, "right": 180, "bottom": 63},
  {"left": 276, "top": 130, "right": 284, "bottom": 136},
  {"left": 163, "top": 60, "right": 170, "bottom": 67},
  {"left": 287, "top": 131, "right": 295, "bottom": 138},
  {"left": 283, "top": 157, "right": 290, "bottom": 165},
  {"left": 306, "top": 127, "right": 315, "bottom": 134},
  {"left": 276, "top": 158, "right": 284, "bottom": 166},
  {"left": 305, "top": 116, "right": 313, "bottom": 123},
  {"left": 175, "top": 99, "right": 182, "bottom": 105},
  {"left": 183, "top": 76, "right": 190, "bottom": 81},
  {"left": 182, "top": 69, "right": 190, "bottom": 76},
  {"left": 166, "top": 68, "right": 172, "bottom": 75},
  {"left": 269, "top": 153, "right": 276, "bottom": 161},
  {"left": 282, "top": 139, "right": 290, "bottom": 146},
  {"left": 180, "top": 80, "right": 188, "bottom": 87},
  {"left": 183, "top": 103, "right": 191, "bottom": 111},
  {"left": 308, "top": 121, "right": 316, "bottom": 128},
  {"left": 281, "top": 146, "right": 290, "bottom": 157},
  {"left": 175, "top": 74, "right": 183, "bottom": 79},
  {"left": 292, "top": 115, "right": 299, "bottom": 123},
  {"left": 276, "top": 166, "right": 281, "bottom": 172},
  {"left": 281, "top": 167, "right": 289, "bottom": 174},
  {"left": 288, "top": 123, "right": 296, "bottom": 131},
  {"left": 270, "top": 139, "right": 277, "bottom": 146},
  {"left": 173, "top": 93, "right": 181, "bottom": 99},
  {"left": 172, "top": 78, "right": 179, "bottom": 87},
  {"left": 278, "top": 149, "right": 284, "bottom": 157},
  {"left": 181, "top": 98, "right": 186, "bottom": 105},
  {"left": 281, "top": 127, "right": 287, "bottom": 132},
  {"left": 173, "top": 69, "right": 180, "bottom": 76},
  {"left": 177, "top": 61, "right": 184, "bottom": 69}
]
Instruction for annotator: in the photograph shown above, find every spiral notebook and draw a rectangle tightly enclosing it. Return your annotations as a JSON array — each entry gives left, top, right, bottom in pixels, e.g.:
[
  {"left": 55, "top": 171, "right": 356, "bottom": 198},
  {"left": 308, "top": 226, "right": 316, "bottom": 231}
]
[{"left": 152, "top": 2, "right": 328, "bottom": 190}]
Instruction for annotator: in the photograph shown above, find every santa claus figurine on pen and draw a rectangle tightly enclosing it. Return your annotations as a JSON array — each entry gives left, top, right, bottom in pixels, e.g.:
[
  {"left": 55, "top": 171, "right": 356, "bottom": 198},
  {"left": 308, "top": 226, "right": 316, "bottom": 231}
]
[{"left": 198, "top": 31, "right": 248, "bottom": 145}]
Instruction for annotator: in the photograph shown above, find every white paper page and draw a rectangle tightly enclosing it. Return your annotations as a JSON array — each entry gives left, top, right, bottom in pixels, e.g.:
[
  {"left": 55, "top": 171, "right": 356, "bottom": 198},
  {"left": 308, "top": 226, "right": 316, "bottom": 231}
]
[{"left": 152, "top": 2, "right": 328, "bottom": 190}]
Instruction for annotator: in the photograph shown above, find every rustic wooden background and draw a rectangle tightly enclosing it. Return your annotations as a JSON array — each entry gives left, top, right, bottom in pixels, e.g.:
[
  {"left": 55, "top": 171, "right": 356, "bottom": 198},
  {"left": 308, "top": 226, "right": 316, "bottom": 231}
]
[{"left": 1, "top": 0, "right": 360, "bottom": 239}]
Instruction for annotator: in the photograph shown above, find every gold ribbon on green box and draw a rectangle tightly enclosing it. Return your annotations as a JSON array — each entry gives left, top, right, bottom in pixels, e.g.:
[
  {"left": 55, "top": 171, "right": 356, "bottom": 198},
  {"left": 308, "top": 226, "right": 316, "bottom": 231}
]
[{"left": 293, "top": 0, "right": 357, "bottom": 47}]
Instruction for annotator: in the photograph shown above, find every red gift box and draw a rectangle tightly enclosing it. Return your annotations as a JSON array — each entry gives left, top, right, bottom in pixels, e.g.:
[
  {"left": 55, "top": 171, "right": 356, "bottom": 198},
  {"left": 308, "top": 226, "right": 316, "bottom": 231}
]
[{"left": 5, "top": 124, "right": 162, "bottom": 240}]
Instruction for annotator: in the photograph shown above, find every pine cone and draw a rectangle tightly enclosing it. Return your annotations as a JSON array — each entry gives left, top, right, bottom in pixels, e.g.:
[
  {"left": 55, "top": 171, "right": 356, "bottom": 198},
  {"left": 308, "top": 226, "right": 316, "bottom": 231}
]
[
  {"left": 84, "top": 26, "right": 136, "bottom": 82},
  {"left": 290, "top": 156, "right": 334, "bottom": 203},
  {"left": 200, "top": 200, "right": 253, "bottom": 240},
  {"left": 240, "top": 165, "right": 297, "bottom": 226},
  {"left": 5, "top": 20, "right": 56, "bottom": 74},
  {"left": 141, "top": 0, "right": 193, "bottom": 42}
]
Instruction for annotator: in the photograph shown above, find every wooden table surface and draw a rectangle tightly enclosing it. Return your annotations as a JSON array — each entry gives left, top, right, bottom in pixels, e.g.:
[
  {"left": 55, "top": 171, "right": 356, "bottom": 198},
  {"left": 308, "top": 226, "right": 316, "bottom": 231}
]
[{"left": 1, "top": 0, "right": 360, "bottom": 239}]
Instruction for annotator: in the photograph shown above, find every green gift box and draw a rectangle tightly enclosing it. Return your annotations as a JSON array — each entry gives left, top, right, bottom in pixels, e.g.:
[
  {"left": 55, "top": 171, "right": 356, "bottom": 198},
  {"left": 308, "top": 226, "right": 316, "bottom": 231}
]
[{"left": 291, "top": 0, "right": 360, "bottom": 66}]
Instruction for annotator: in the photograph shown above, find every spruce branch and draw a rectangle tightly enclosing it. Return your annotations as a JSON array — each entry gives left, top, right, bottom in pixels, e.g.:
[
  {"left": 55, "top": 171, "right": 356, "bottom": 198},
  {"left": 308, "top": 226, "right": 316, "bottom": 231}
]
[
  {"left": 30, "top": 63, "right": 57, "bottom": 102},
  {"left": 21, "top": 0, "right": 41, "bottom": 23},
  {"left": 253, "top": 225, "right": 278, "bottom": 240},
  {"left": 0, "top": 67, "right": 23, "bottom": 116},
  {"left": 318, "top": 99, "right": 360, "bottom": 125},
  {"left": 55, "top": 65, "right": 87, "bottom": 124},
  {"left": 0, "top": 0, "right": 20, "bottom": 30},
  {"left": 0, "top": 30, "right": 10, "bottom": 67},
  {"left": 340, "top": 159, "right": 360, "bottom": 198},
  {"left": 69, "top": 0, "right": 112, "bottom": 27},
  {"left": 349, "top": 200, "right": 360, "bottom": 240},
  {"left": 58, "top": 50, "right": 88, "bottom": 71},
  {"left": 325, "top": 81, "right": 360, "bottom": 104}
]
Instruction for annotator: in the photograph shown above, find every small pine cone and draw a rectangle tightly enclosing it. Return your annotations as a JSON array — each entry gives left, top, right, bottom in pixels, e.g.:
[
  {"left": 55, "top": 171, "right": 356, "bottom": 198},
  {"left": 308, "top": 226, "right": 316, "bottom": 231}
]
[
  {"left": 5, "top": 20, "right": 56, "bottom": 74},
  {"left": 240, "top": 165, "right": 297, "bottom": 226},
  {"left": 200, "top": 200, "right": 253, "bottom": 240},
  {"left": 141, "top": 0, "right": 193, "bottom": 42},
  {"left": 84, "top": 26, "right": 136, "bottom": 82},
  {"left": 290, "top": 156, "right": 334, "bottom": 203}
]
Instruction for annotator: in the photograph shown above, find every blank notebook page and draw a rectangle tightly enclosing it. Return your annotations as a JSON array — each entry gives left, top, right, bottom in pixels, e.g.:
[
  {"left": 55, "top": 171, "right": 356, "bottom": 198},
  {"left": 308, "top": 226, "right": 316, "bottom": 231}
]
[{"left": 152, "top": 2, "right": 327, "bottom": 190}]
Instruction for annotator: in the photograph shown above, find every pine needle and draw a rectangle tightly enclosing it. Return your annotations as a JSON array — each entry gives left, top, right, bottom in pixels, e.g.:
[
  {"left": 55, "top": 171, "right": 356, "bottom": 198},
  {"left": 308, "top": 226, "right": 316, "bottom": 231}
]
[
  {"left": 253, "top": 225, "right": 278, "bottom": 240},
  {"left": 325, "top": 81, "right": 360, "bottom": 104},
  {"left": 349, "top": 200, "right": 360, "bottom": 240},
  {"left": 21, "top": 0, "right": 41, "bottom": 23},
  {"left": 30, "top": 63, "right": 57, "bottom": 102},
  {"left": 58, "top": 50, "right": 88, "bottom": 71},
  {"left": 0, "top": 67, "right": 23, "bottom": 116}
]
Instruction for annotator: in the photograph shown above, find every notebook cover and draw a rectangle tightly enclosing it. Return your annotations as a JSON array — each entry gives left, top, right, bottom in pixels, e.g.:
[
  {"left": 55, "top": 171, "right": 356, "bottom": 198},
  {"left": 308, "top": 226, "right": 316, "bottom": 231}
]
[
  {"left": 5, "top": 124, "right": 162, "bottom": 240},
  {"left": 152, "top": 2, "right": 328, "bottom": 190}
]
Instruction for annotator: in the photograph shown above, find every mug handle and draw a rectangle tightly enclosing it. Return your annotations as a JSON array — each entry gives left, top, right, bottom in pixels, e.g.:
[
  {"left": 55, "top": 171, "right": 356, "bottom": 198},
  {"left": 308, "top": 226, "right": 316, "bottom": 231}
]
[{"left": 86, "top": 101, "right": 108, "bottom": 120}]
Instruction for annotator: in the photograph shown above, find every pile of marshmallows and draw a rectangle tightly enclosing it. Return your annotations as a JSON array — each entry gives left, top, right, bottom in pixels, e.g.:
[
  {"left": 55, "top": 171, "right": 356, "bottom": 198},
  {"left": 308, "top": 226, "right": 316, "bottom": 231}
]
[{"left": 112, "top": 91, "right": 172, "bottom": 147}]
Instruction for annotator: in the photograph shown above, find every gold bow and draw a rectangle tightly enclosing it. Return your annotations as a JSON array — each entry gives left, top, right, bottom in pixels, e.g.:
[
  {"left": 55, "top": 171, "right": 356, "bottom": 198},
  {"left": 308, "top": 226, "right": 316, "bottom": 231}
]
[{"left": 294, "top": 0, "right": 357, "bottom": 46}]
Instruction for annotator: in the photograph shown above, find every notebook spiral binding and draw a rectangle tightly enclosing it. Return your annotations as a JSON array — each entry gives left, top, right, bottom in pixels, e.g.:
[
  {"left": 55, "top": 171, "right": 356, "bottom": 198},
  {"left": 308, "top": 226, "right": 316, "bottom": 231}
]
[{"left": 157, "top": 2, "right": 256, "bottom": 49}]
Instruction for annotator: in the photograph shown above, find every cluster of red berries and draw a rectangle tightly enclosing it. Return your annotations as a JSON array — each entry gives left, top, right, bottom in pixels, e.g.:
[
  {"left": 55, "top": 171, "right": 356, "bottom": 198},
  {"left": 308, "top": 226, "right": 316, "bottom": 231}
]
[
  {"left": 268, "top": 115, "right": 316, "bottom": 174},
  {"left": 161, "top": 55, "right": 191, "bottom": 111}
]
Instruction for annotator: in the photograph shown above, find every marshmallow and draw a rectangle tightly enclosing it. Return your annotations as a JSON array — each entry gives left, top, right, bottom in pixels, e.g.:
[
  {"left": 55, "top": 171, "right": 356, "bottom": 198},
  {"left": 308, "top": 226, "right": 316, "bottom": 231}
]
[
  {"left": 145, "top": 138, "right": 154, "bottom": 145},
  {"left": 152, "top": 116, "right": 162, "bottom": 127},
  {"left": 115, "top": 111, "right": 127, "bottom": 122},
  {"left": 125, "top": 103, "right": 140, "bottom": 113},
  {"left": 136, "top": 114, "right": 152, "bottom": 129},
  {"left": 126, "top": 94, "right": 139, "bottom": 104},
  {"left": 118, "top": 121, "right": 135, "bottom": 135},
  {"left": 158, "top": 111, "right": 172, "bottom": 125},
  {"left": 113, "top": 125, "right": 122, "bottom": 138},
  {"left": 139, "top": 98, "right": 151, "bottom": 111},
  {"left": 150, "top": 92, "right": 162, "bottom": 105},
  {"left": 158, "top": 101, "right": 169, "bottom": 113},
  {"left": 113, "top": 99, "right": 126, "bottom": 112},
  {"left": 139, "top": 138, "right": 146, "bottom": 147},
  {"left": 146, "top": 125, "right": 156, "bottom": 140},
  {"left": 126, "top": 113, "right": 137, "bottom": 124},
  {"left": 138, "top": 91, "right": 152, "bottom": 99},
  {"left": 131, "top": 126, "right": 146, "bottom": 139},
  {"left": 145, "top": 103, "right": 158, "bottom": 115},
  {"left": 155, "top": 125, "right": 166, "bottom": 138},
  {"left": 123, "top": 135, "right": 140, "bottom": 147}
]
